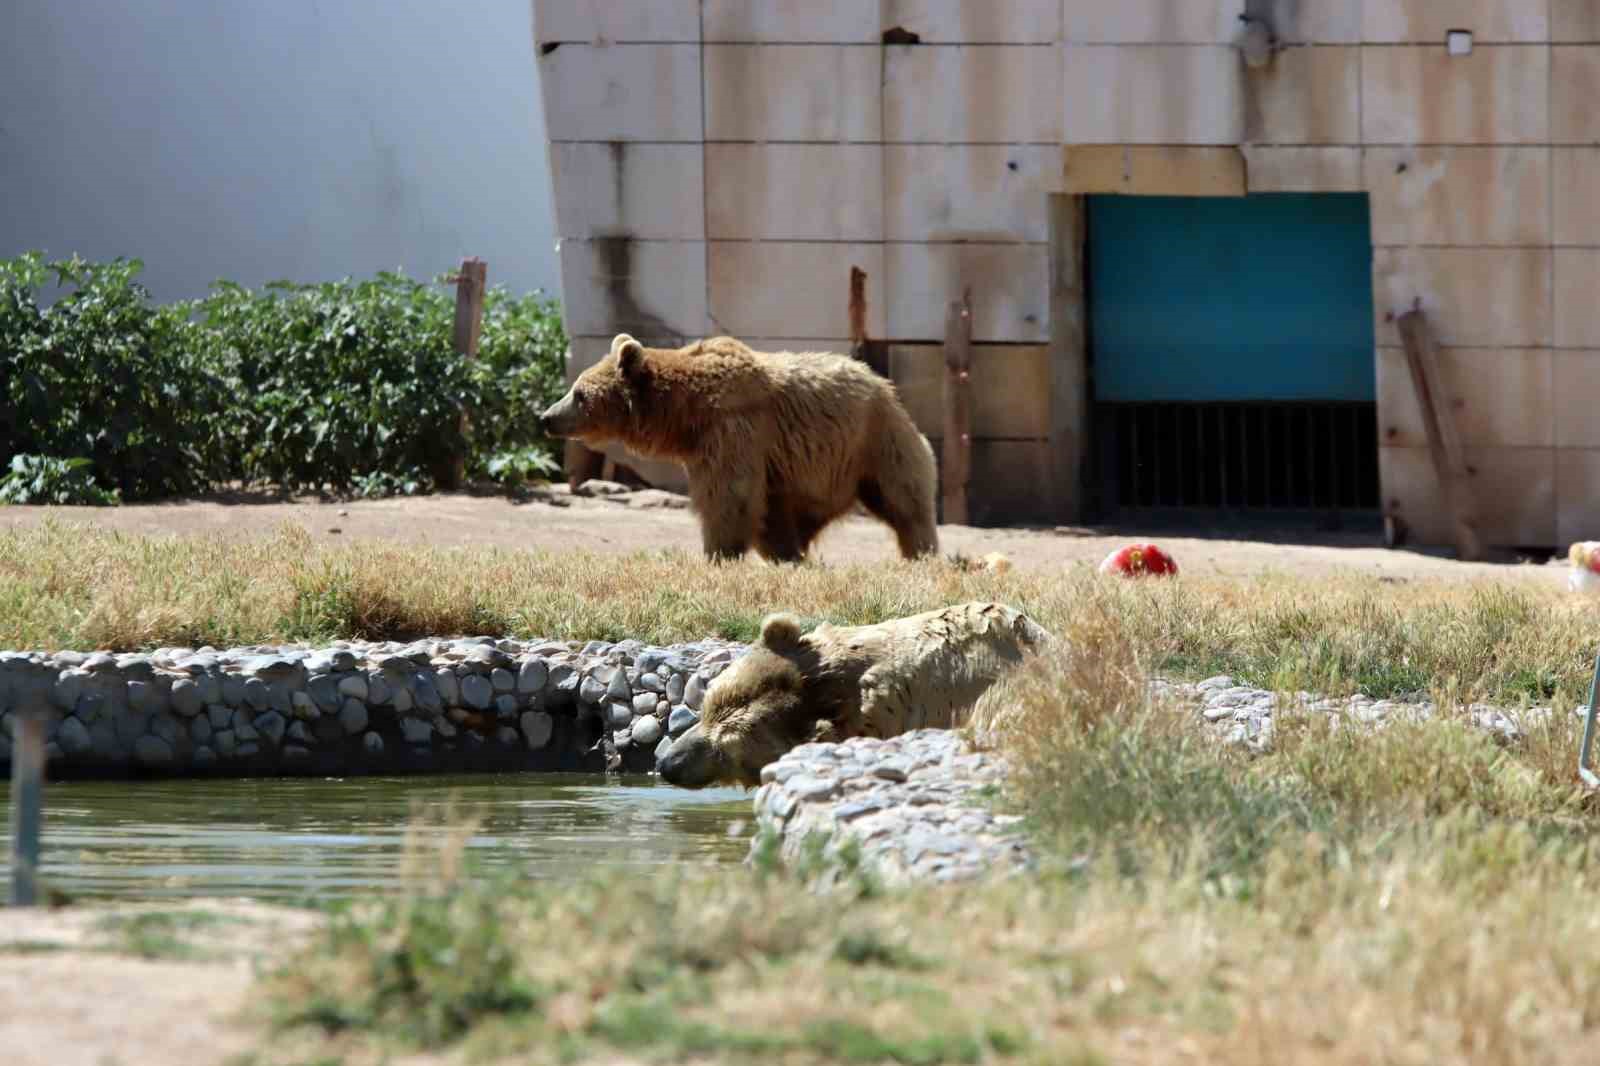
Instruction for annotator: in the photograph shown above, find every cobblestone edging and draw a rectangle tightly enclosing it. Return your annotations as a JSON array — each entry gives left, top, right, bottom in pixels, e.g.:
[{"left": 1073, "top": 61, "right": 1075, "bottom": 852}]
[
  {"left": 749, "top": 729, "right": 1033, "bottom": 888},
  {"left": 0, "top": 637, "right": 744, "bottom": 778},
  {"left": 748, "top": 674, "right": 1573, "bottom": 886},
  {"left": 1158, "top": 673, "right": 1571, "bottom": 751}
]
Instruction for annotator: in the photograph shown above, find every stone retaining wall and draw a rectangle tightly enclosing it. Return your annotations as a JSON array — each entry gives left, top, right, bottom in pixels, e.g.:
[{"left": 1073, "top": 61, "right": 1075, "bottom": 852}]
[
  {"left": 0, "top": 637, "right": 744, "bottom": 779},
  {"left": 745, "top": 673, "right": 1570, "bottom": 887},
  {"left": 749, "top": 729, "right": 1034, "bottom": 888}
]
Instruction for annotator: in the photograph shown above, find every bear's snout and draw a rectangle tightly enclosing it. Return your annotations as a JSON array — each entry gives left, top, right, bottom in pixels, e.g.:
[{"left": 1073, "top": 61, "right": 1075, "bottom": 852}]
[
  {"left": 537, "top": 392, "right": 578, "bottom": 438},
  {"left": 655, "top": 728, "right": 724, "bottom": 789}
]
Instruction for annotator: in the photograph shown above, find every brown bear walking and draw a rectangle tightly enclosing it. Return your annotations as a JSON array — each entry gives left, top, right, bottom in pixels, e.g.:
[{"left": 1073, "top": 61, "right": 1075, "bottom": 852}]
[
  {"left": 656, "top": 602, "right": 1051, "bottom": 789},
  {"left": 537, "top": 334, "right": 939, "bottom": 563}
]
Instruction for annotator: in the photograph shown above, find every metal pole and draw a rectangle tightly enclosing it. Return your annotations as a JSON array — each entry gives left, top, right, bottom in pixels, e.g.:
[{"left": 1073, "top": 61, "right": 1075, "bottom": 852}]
[
  {"left": 8, "top": 711, "right": 45, "bottom": 906},
  {"left": 1578, "top": 649, "right": 1600, "bottom": 790}
]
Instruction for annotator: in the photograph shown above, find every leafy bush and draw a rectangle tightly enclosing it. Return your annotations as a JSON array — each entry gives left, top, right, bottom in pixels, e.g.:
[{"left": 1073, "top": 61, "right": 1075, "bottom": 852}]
[
  {"left": 466, "top": 287, "right": 568, "bottom": 482},
  {"left": 352, "top": 467, "right": 432, "bottom": 500},
  {"left": 0, "top": 253, "right": 230, "bottom": 500},
  {"left": 194, "top": 273, "right": 467, "bottom": 494},
  {"left": 0, "top": 253, "right": 570, "bottom": 501},
  {"left": 0, "top": 454, "right": 120, "bottom": 506},
  {"left": 482, "top": 446, "right": 562, "bottom": 491},
  {"left": 195, "top": 271, "right": 569, "bottom": 496}
]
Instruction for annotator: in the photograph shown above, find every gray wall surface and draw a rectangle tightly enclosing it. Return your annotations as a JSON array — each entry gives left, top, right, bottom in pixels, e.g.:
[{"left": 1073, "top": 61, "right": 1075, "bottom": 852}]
[{"left": 0, "top": 1, "right": 558, "bottom": 303}]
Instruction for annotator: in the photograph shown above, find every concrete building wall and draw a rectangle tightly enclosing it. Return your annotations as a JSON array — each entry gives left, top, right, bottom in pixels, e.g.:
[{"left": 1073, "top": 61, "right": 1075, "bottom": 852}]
[
  {"left": 534, "top": 0, "right": 1599, "bottom": 545},
  {"left": 1, "top": 1, "right": 559, "bottom": 304}
]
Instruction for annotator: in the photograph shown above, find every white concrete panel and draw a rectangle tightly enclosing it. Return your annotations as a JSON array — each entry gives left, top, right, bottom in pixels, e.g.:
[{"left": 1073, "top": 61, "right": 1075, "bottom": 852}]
[
  {"left": 702, "top": 0, "right": 880, "bottom": 42},
  {"left": 1063, "top": 0, "right": 1243, "bottom": 43},
  {"left": 882, "top": 0, "right": 1061, "bottom": 43},
  {"left": 1243, "top": 45, "right": 1360, "bottom": 145},
  {"left": 1373, "top": 247, "right": 1552, "bottom": 348},
  {"left": 1362, "top": 46, "right": 1549, "bottom": 145},
  {"left": 708, "top": 242, "right": 886, "bottom": 339},
  {"left": 1365, "top": 147, "right": 1550, "bottom": 247},
  {"left": 886, "top": 243, "right": 1049, "bottom": 342},
  {"left": 886, "top": 45, "right": 1063, "bottom": 143},
  {"left": 704, "top": 45, "right": 882, "bottom": 141},
  {"left": 557, "top": 239, "right": 708, "bottom": 338},
  {"left": 549, "top": 143, "right": 704, "bottom": 240},
  {"left": 1364, "top": 0, "right": 1549, "bottom": 42},
  {"left": 706, "top": 144, "right": 883, "bottom": 240},
  {"left": 1064, "top": 45, "right": 1244, "bottom": 144},
  {"left": 885, "top": 145, "right": 1056, "bottom": 242},
  {"left": 533, "top": 0, "right": 700, "bottom": 43},
  {"left": 540, "top": 43, "right": 702, "bottom": 142}
]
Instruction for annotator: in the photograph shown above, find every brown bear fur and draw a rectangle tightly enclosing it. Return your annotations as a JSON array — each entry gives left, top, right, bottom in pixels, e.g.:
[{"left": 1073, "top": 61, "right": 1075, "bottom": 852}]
[
  {"left": 537, "top": 334, "right": 939, "bottom": 563},
  {"left": 655, "top": 602, "right": 1051, "bottom": 789}
]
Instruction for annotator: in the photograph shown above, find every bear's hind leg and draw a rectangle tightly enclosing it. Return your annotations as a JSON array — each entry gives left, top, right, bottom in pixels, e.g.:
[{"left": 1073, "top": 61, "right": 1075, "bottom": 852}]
[
  {"left": 756, "top": 497, "right": 808, "bottom": 563},
  {"left": 863, "top": 415, "right": 940, "bottom": 559},
  {"left": 857, "top": 476, "right": 938, "bottom": 561}
]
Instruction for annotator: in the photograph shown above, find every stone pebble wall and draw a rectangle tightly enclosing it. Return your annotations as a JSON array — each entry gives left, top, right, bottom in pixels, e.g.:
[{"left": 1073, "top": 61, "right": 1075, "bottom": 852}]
[
  {"left": 0, "top": 637, "right": 747, "bottom": 778},
  {"left": 750, "top": 729, "right": 1033, "bottom": 889},
  {"left": 747, "top": 672, "right": 1572, "bottom": 887}
]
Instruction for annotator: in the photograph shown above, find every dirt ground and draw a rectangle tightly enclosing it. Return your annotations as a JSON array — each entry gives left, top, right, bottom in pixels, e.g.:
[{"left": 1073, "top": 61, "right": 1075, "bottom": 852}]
[
  {"left": 0, "top": 899, "right": 322, "bottom": 1066},
  {"left": 0, "top": 484, "right": 1568, "bottom": 585}
]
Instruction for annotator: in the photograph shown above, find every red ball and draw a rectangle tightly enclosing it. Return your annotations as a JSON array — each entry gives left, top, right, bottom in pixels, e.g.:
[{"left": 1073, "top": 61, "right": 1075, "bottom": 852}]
[{"left": 1098, "top": 543, "right": 1178, "bottom": 578}]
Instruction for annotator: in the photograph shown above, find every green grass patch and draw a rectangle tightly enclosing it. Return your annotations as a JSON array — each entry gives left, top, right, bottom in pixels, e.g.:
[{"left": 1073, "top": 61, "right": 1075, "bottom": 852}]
[
  {"left": 91, "top": 908, "right": 255, "bottom": 961},
  {"left": 0, "top": 939, "right": 72, "bottom": 955}
]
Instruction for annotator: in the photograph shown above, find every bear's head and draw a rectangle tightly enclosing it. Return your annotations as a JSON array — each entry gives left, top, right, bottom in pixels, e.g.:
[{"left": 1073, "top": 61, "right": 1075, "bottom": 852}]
[
  {"left": 537, "top": 333, "right": 652, "bottom": 446},
  {"left": 656, "top": 613, "right": 824, "bottom": 789}
]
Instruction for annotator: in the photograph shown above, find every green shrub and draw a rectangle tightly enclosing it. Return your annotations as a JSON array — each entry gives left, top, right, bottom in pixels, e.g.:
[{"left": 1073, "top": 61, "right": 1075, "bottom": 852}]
[
  {"left": 0, "top": 454, "right": 120, "bottom": 506},
  {"left": 467, "top": 286, "right": 569, "bottom": 482},
  {"left": 0, "top": 253, "right": 229, "bottom": 501},
  {"left": 482, "top": 446, "right": 562, "bottom": 491},
  {"left": 195, "top": 273, "right": 461, "bottom": 494},
  {"left": 1, "top": 252, "right": 570, "bottom": 500},
  {"left": 192, "top": 271, "right": 568, "bottom": 495}
]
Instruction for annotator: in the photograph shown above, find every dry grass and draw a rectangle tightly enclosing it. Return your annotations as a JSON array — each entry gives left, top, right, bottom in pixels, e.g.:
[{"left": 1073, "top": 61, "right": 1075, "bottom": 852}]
[
  {"left": 3, "top": 518, "right": 1599, "bottom": 712},
  {"left": 143, "top": 531, "right": 1599, "bottom": 1063}
]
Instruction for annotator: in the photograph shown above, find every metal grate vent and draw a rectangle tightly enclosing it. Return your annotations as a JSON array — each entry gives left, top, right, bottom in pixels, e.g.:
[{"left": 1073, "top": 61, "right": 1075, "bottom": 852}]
[{"left": 1095, "top": 401, "right": 1379, "bottom": 514}]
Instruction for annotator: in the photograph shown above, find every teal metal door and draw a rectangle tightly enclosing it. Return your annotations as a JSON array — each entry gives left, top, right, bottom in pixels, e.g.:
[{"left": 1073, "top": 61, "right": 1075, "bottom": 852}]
[
  {"left": 1086, "top": 193, "right": 1379, "bottom": 516},
  {"left": 1088, "top": 193, "right": 1376, "bottom": 403}
]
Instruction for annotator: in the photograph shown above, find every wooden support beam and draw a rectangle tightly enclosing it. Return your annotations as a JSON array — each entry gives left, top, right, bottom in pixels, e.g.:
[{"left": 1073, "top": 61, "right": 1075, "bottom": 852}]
[
  {"left": 848, "top": 266, "right": 868, "bottom": 362},
  {"left": 1047, "top": 194, "right": 1088, "bottom": 524},
  {"left": 438, "top": 257, "right": 488, "bottom": 491},
  {"left": 9, "top": 710, "right": 45, "bottom": 907},
  {"left": 942, "top": 290, "right": 973, "bottom": 527},
  {"left": 1396, "top": 308, "right": 1484, "bottom": 561}
]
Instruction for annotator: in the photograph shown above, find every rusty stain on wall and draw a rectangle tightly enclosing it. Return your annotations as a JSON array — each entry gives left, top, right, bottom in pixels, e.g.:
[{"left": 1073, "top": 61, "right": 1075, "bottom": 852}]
[{"left": 592, "top": 141, "right": 677, "bottom": 344}]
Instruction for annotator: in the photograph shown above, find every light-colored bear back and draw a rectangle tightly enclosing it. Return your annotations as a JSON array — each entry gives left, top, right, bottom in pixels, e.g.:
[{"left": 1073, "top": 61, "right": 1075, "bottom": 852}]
[{"left": 813, "top": 602, "right": 1049, "bottom": 739}]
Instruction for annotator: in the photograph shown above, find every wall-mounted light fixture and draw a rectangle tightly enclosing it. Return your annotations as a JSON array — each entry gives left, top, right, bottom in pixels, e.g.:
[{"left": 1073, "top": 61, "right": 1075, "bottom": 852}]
[{"left": 1446, "top": 29, "right": 1473, "bottom": 56}]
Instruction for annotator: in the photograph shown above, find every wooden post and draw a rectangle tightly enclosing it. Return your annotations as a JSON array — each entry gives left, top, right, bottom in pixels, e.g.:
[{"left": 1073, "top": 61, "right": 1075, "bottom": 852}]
[
  {"left": 848, "top": 266, "right": 868, "bottom": 362},
  {"left": 1047, "top": 195, "right": 1088, "bottom": 524},
  {"left": 942, "top": 290, "right": 973, "bottom": 527},
  {"left": 9, "top": 710, "right": 45, "bottom": 907},
  {"left": 440, "top": 257, "right": 488, "bottom": 492},
  {"left": 1396, "top": 308, "right": 1483, "bottom": 561}
]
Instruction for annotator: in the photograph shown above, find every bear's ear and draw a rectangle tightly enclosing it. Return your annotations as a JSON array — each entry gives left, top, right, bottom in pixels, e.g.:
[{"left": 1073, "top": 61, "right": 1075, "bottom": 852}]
[
  {"left": 615, "top": 336, "right": 645, "bottom": 379},
  {"left": 609, "top": 332, "right": 639, "bottom": 356},
  {"left": 758, "top": 613, "right": 804, "bottom": 651}
]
